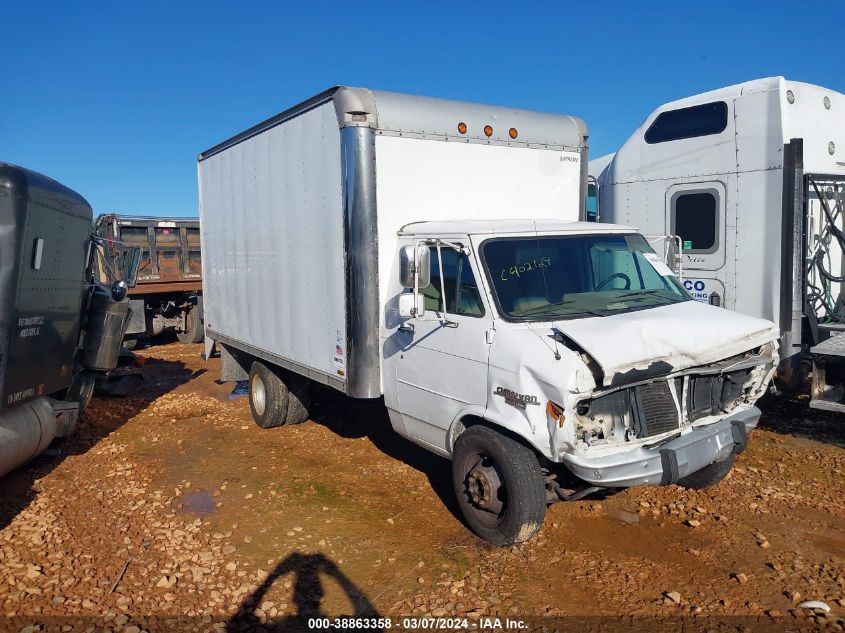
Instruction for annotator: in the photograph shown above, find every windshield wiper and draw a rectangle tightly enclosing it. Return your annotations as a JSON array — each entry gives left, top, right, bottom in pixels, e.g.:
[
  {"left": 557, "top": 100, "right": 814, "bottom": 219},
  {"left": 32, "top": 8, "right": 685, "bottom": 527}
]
[
  {"left": 613, "top": 290, "right": 683, "bottom": 303},
  {"left": 513, "top": 300, "right": 609, "bottom": 319},
  {"left": 514, "top": 299, "right": 576, "bottom": 317}
]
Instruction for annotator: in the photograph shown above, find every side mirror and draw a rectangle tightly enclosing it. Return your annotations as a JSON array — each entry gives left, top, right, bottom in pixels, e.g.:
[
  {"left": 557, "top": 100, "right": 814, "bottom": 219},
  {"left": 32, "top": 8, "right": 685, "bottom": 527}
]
[
  {"left": 399, "top": 245, "right": 430, "bottom": 289},
  {"left": 398, "top": 292, "right": 425, "bottom": 319},
  {"left": 123, "top": 246, "right": 142, "bottom": 288}
]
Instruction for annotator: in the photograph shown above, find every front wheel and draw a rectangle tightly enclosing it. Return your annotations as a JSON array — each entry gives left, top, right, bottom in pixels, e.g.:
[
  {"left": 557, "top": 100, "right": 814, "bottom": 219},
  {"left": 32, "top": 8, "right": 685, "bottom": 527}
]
[{"left": 452, "top": 426, "right": 546, "bottom": 546}]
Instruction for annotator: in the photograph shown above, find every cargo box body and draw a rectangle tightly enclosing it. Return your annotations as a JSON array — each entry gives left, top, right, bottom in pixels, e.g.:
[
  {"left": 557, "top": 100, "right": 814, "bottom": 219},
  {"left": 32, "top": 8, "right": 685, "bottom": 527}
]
[
  {"left": 0, "top": 163, "right": 92, "bottom": 413},
  {"left": 198, "top": 86, "right": 587, "bottom": 398}
]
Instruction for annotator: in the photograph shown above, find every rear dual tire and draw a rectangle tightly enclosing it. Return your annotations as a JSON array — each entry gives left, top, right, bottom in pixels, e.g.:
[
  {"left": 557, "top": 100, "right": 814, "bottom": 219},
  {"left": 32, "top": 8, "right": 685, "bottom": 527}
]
[
  {"left": 248, "top": 362, "right": 311, "bottom": 428},
  {"left": 177, "top": 305, "right": 204, "bottom": 344}
]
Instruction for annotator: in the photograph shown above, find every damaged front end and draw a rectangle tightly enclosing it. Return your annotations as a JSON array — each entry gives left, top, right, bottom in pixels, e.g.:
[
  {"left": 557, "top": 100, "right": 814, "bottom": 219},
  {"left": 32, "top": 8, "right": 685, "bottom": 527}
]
[{"left": 561, "top": 342, "right": 777, "bottom": 487}]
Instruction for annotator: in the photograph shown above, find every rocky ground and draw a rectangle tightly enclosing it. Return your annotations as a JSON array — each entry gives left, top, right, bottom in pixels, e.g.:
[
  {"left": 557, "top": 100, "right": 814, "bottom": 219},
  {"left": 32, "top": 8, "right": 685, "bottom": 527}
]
[{"left": 0, "top": 340, "right": 843, "bottom": 632}]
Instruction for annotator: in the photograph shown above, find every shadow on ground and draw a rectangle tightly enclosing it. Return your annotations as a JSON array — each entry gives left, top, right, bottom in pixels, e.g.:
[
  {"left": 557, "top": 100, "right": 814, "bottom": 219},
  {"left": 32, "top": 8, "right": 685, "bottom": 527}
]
[
  {"left": 308, "top": 385, "right": 464, "bottom": 523},
  {"left": 757, "top": 391, "right": 845, "bottom": 447},
  {"left": 227, "top": 552, "right": 383, "bottom": 632},
  {"left": 0, "top": 355, "right": 202, "bottom": 531}
]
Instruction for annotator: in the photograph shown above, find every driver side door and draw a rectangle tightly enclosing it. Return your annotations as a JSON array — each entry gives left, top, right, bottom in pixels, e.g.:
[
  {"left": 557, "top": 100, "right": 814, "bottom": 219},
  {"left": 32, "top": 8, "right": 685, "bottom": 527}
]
[{"left": 393, "top": 243, "right": 492, "bottom": 452}]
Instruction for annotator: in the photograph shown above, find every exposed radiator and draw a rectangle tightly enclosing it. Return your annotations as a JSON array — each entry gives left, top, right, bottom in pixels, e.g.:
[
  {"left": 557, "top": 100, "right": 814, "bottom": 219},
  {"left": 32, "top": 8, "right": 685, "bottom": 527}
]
[{"left": 635, "top": 381, "right": 680, "bottom": 438}]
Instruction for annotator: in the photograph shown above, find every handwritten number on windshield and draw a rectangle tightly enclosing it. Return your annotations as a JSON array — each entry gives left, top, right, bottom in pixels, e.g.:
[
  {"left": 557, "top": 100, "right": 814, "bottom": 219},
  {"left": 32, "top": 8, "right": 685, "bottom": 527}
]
[{"left": 500, "top": 257, "right": 551, "bottom": 281}]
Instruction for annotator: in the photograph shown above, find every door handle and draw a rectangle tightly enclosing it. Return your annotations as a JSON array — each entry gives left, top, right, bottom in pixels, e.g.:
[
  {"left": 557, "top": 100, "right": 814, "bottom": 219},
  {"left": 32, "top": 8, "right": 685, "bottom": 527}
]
[{"left": 398, "top": 323, "right": 415, "bottom": 334}]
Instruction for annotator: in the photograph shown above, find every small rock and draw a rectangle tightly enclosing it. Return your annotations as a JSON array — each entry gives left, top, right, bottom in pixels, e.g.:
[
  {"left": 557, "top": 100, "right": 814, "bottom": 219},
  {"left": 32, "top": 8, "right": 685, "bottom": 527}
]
[
  {"left": 686, "top": 519, "right": 701, "bottom": 528},
  {"left": 785, "top": 590, "right": 802, "bottom": 604},
  {"left": 732, "top": 573, "right": 748, "bottom": 584},
  {"left": 664, "top": 591, "right": 682, "bottom": 604}
]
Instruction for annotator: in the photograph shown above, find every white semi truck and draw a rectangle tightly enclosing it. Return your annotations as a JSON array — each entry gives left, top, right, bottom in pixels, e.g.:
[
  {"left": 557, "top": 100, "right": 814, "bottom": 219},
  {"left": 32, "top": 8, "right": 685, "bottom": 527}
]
[
  {"left": 198, "top": 86, "right": 780, "bottom": 545},
  {"left": 590, "top": 77, "right": 845, "bottom": 411}
]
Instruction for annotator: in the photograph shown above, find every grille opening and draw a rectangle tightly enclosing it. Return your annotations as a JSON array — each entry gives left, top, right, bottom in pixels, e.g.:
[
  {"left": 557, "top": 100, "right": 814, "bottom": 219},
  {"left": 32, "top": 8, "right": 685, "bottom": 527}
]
[
  {"left": 688, "top": 369, "right": 751, "bottom": 422},
  {"left": 633, "top": 381, "right": 680, "bottom": 438}
]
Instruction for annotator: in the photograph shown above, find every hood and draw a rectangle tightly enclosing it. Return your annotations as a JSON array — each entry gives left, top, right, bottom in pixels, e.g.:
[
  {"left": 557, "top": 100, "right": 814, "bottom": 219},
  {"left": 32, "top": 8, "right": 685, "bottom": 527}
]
[{"left": 552, "top": 301, "right": 780, "bottom": 388}]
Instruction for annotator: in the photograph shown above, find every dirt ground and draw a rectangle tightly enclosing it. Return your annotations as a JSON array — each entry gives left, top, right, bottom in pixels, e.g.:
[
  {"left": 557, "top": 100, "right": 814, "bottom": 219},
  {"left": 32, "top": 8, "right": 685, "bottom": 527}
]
[{"left": 1, "top": 341, "right": 843, "bottom": 632}]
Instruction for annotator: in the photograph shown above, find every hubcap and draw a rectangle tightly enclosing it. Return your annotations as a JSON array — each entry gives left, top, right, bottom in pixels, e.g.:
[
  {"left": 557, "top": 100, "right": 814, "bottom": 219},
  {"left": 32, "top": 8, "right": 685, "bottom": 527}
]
[
  {"left": 252, "top": 374, "right": 266, "bottom": 416},
  {"left": 459, "top": 451, "right": 505, "bottom": 528}
]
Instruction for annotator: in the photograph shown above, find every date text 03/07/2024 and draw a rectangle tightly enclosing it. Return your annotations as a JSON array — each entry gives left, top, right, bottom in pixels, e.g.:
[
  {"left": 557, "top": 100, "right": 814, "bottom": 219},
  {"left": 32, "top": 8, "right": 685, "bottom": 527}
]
[{"left": 306, "top": 617, "right": 528, "bottom": 630}]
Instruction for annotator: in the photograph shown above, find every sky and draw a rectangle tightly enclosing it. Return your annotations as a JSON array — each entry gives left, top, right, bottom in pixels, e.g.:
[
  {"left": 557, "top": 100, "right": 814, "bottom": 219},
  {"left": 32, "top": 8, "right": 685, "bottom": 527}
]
[{"left": 3, "top": 1, "right": 845, "bottom": 217}]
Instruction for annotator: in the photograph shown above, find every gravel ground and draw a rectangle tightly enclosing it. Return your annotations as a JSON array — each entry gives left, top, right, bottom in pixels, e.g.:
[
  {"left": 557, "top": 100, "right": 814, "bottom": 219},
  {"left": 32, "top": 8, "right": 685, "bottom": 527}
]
[{"left": 0, "top": 341, "right": 843, "bottom": 632}]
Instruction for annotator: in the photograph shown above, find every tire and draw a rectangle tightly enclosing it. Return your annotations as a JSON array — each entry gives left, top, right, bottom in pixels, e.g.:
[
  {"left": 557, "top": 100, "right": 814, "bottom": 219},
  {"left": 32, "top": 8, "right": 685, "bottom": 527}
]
[
  {"left": 284, "top": 373, "right": 311, "bottom": 425},
  {"left": 248, "top": 362, "right": 289, "bottom": 429},
  {"left": 678, "top": 453, "right": 736, "bottom": 489},
  {"left": 177, "top": 305, "right": 204, "bottom": 344},
  {"left": 452, "top": 426, "right": 546, "bottom": 546}
]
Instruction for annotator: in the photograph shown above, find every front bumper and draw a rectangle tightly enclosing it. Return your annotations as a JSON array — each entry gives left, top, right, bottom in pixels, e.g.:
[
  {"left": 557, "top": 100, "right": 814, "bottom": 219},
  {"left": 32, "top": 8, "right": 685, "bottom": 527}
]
[{"left": 561, "top": 406, "right": 759, "bottom": 487}]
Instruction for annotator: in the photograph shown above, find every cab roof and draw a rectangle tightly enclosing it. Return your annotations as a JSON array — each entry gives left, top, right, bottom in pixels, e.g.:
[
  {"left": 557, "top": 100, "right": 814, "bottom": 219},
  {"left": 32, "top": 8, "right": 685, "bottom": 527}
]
[{"left": 397, "top": 219, "right": 637, "bottom": 236}]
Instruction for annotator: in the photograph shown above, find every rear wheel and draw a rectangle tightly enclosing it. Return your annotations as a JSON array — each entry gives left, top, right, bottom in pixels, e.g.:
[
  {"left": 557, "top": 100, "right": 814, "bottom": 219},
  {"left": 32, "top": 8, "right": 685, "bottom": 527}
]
[
  {"left": 177, "top": 305, "right": 203, "bottom": 344},
  {"left": 452, "top": 426, "right": 546, "bottom": 546},
  {"left": 285, "top": 373, "right": 311, "bottom": 424},
  {"left": 678, "top": 453, "right": 735, "bottom": 489},
  {"left": 248, "top": 362, "right": 289, "bottom": 428}
]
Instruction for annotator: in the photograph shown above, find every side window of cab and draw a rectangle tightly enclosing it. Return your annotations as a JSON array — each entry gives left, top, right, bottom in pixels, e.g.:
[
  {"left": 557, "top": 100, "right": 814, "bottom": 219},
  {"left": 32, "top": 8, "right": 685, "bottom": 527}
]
[{"left": 420, "top": 247, "right": 484, "bottom": 317}]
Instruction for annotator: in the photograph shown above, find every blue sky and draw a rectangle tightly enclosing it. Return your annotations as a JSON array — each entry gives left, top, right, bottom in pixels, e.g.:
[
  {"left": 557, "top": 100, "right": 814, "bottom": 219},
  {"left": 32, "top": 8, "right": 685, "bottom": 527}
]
[{"left": 3, "top": 1, "right": 844, "bottom": 217}]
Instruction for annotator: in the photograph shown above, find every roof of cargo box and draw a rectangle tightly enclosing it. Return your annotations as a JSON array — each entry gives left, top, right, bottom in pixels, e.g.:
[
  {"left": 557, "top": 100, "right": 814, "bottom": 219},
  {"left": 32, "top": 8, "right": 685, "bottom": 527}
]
[
  {"left": 198, "top": 86, "right": 588, "bottom": 160},
  {"left": 96, "top": 213, "right": 199, "bottom": 224},
  {"left": 398, "top": 219, "right": 636, "bottom": 236},
  {"left": 0, "top": 162, "right": 92, "bottom": 220}
]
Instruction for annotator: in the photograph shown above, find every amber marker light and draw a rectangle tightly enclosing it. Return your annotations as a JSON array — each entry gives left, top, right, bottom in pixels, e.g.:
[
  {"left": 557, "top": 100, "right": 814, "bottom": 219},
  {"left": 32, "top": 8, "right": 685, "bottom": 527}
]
[
  {"left": 484, "top": 125, "right": 493, "bottom": 137},
  {"left": 457, "top": 122, "right": 468, "bottom": 134},
  {"left": 546, "top": 400, "right": 566, "bottom": 428},
  {"left": 509, "top": 127, "right": 518, "bottom": 139}
]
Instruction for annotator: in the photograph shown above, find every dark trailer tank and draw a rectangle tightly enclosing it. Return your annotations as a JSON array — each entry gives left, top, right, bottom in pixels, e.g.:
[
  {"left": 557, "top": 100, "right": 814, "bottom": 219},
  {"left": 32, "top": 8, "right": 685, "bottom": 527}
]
[
  {"left": 94, "top": 214, "right": 203, "bottom": 348},
  {"left": 0, "top": 163, "right": 140, "bottom": 477}
]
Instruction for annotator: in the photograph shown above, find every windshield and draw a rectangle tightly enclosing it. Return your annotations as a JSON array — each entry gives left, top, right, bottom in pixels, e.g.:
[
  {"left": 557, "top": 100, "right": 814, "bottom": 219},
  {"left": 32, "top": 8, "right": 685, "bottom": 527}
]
[{"left": 481, "top": 233, "right": 691, "bottom": 321}]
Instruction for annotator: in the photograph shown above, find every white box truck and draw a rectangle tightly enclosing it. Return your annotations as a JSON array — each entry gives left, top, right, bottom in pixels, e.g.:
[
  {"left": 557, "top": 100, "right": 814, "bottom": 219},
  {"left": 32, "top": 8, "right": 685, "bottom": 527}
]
[
  {"left": 589, "top": 77, "right": 845, "bottom": 411},
  {"left": 198, "top": 86, "right": 780, "bottom": 545}
]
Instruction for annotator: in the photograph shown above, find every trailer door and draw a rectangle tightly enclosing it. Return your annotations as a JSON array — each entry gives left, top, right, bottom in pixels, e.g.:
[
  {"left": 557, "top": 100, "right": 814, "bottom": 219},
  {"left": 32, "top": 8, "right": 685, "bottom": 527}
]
[{"left": 667, "top": 180, "right": 728, "bottom": 305}]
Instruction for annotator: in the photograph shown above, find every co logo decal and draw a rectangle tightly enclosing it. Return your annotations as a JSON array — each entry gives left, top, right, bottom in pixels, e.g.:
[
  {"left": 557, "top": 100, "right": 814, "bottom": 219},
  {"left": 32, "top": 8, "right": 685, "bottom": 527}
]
[{"left": 683, "top": 280, "right": 706, "bottom": 292}]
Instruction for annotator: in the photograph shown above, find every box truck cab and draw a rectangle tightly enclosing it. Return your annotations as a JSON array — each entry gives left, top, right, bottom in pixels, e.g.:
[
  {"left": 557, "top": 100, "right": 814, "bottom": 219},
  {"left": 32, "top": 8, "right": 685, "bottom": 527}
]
[
  {"left": 198, "top": 87, "right": 779, "bottom": 545},
  {"left": 590, "top": 77, "right": 845, "bottom": 411}
]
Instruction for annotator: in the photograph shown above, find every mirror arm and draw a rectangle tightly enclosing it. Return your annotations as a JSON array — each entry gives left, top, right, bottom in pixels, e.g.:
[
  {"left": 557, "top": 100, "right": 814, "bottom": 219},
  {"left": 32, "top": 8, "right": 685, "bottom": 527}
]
[
  {"left": 413, "top": 241, "right": 420, "bottom": 316},
  {"left": 436, "top": 241, "right": 447, "bottom": 319}
]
